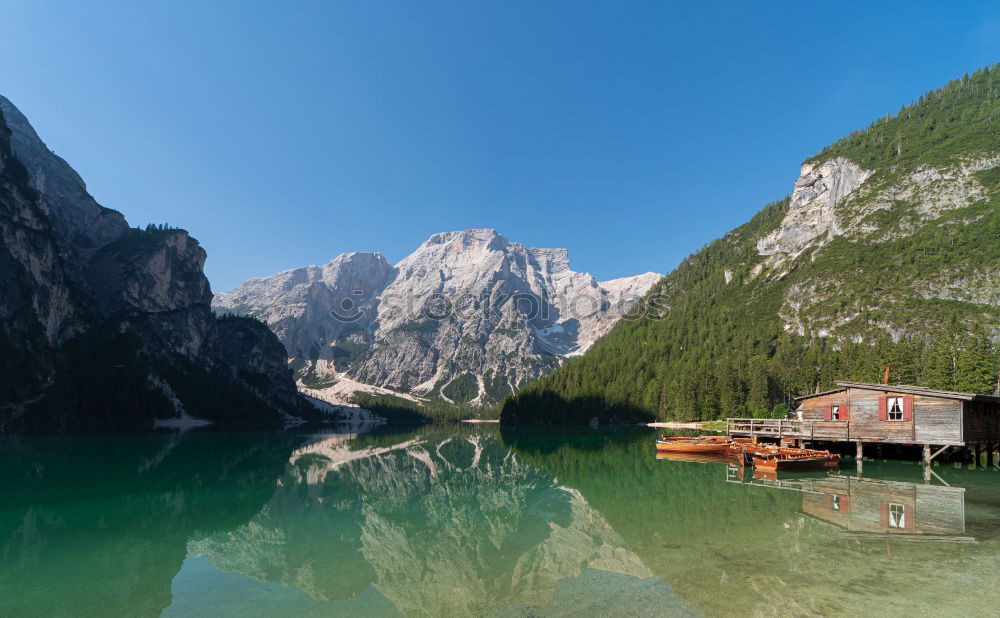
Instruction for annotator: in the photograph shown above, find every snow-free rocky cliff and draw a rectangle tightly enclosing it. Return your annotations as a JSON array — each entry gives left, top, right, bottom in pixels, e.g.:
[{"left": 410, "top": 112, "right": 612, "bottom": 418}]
[
  {"left": 757, "top": 153, "right": 1000, "bottom": 338},
  {"left": 0, "top": 95, "right": 316, "bottom": 432},
  {"left": 214, "top": 229, "right": 661, "bottom": 406}
]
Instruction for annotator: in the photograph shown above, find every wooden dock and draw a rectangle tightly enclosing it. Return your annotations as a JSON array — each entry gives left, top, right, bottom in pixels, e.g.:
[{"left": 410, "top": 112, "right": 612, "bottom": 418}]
[{"left": 727, "top": 418, "right": 849, "bottom": 441}]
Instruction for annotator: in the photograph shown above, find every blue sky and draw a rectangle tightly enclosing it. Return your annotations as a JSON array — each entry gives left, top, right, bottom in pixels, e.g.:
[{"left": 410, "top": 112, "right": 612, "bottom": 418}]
[{"left": 3, "top": 1, "right": 1000, "bottom": 290}]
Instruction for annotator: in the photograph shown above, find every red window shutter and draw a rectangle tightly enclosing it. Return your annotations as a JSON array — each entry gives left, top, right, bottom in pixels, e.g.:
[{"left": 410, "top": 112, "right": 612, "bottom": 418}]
[
  {"left": 824, "top": 494, "right": 833, "bottom": 509},
  {"left": 904, "top": 505, "right": 914, "bottom": 532},
  {"left": 824, "top": 406, "right": 833, "bottom": 421},
  {"left": 879, "top": 502, "right": 889, "bottom": 529},
  {"left": 840, "top": 405, "right": 849, "bottom": 420},
  {"left": 878, "top": 397, "right": 888, "bottom": 421},
  {"left": 841, "top": 497, "right": 850, "bottom": 513},
  {"left": 903, "top": 396, "right": 913, "bottom": 421}
]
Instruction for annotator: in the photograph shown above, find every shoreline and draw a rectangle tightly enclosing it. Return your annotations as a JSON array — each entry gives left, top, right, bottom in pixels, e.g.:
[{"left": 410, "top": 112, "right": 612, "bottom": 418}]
[
  {"left": 646, "top": 421, "right": 723, "bottom": 430},
  {"left": 460, "top": 419, "right": 500, "bottom": 424}
]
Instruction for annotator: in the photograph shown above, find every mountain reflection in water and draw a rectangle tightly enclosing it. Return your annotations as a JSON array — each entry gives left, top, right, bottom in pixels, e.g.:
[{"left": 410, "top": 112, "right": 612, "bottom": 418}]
[
  {"left": 184, "top": 425, "right": 683, "bottom": 617},
  {"left": 3, "top": 425, "right": 1000, "bottom": 617}
]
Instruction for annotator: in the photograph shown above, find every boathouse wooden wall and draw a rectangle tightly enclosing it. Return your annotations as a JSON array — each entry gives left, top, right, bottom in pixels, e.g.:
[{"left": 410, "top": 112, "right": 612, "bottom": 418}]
[
  {"left": 797, "top": 387, "right": 966, "bottom": 443},
  {"left": 847, "top": 388, "right": 915, "bottom": 442},
  {"left": 912, "top": 395, "right": 964, "bottom": 443},
  {"left": 963, "top": 400, "right": 1000, "bottom": 442},
  {"left": 797, "top": 391, "right": 848, "bottom": 421}
]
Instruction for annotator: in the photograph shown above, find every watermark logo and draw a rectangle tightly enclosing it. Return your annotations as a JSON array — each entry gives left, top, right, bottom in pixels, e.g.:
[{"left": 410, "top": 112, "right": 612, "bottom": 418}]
[
  {"left": 327, "top": 288, "right": 668, "bottom": 325},
  {"left": 329, "top": 289, "right": 368, "bottom": 322}
]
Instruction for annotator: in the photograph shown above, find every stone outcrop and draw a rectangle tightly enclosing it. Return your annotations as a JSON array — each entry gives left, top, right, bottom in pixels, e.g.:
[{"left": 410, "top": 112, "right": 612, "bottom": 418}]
[{"left": 757, "top": 157, "right": 874, "bottom": 256}]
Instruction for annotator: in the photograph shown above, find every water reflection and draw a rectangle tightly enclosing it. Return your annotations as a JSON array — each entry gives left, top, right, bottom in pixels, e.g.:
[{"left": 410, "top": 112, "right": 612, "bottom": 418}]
[
  {"left": 2, "top": 426, "right": 1000, "bottom": 616},
  {"left": 728, "top": 468, "right": 972, "bottom": 542},
  {"left": 186, "top": 425, "right": 687, "bottom": 616},
  {"left": 505, "top": 427, "right": 1000, "bottom": 616},
  {"left": 0, "top": 431, "right": 302, "bottom": 617}
]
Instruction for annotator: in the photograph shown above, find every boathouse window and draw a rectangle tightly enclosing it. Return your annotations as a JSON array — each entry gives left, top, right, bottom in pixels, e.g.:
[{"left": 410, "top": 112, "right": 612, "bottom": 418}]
[
  {"left": 887, "top": 503, "right": 906, "bottom": 529},
  {"left": 887, "top": 397, "right": 904, "bottom": 421},
  {"left": 831, "top": 405, "right": 841, "bottom": 420}
]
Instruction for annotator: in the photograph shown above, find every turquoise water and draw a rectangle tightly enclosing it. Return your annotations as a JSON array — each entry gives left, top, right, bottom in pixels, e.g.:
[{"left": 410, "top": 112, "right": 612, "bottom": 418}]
[{"left": 3, "top": 425, "right": 1000, "bottom": 617}]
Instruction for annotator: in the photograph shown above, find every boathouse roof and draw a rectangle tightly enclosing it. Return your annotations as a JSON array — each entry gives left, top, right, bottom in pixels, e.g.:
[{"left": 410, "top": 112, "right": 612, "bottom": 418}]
[
  {"left": 793, "top": 387, "right": 847, "bottom": 400},
  {"left": 795, "top": 382, "right": 1000, "bottom": 402}
]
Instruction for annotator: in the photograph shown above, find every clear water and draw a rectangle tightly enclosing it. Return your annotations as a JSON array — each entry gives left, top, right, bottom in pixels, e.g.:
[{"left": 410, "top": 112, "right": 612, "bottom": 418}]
[{"left": 3, "top": 424, "right": 999, "bottom": 617}]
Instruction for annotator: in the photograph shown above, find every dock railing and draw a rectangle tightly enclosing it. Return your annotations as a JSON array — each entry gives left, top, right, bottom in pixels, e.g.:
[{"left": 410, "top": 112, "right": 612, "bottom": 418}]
[{"left": 726, "top": 418, "right": 850, "bottom": 440}]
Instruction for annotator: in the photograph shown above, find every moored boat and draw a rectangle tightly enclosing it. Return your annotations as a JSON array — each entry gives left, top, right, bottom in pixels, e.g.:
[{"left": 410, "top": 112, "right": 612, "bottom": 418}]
[
  {"left": 752, "top": 448, "right": 839, "bottom": 471},
  {"left": 725, "top": 440, "right": 776, "bottom": 465},
  {"left": 655, "top": 435, "right": 731, "bottom": 454}
]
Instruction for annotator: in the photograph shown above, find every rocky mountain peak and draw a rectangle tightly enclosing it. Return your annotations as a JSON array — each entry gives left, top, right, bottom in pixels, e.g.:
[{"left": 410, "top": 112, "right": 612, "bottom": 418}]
[
  {"left": 214, "top": 230, "right": 662, "bottom": 406},
  {"left": 403, "top": 229, "right": 511, "bottom": 270},
  {"left": 0, "top": 96, "right": 128, "bottom": 253},
  {"left": 422, "top": 228, "right": 507, "bottom": 247}
]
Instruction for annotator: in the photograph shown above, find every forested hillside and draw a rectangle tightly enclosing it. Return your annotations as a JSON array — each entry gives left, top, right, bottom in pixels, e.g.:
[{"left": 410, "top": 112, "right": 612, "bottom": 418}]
[{"left": 501, "top": 66, "right": 1000, "bottom": 424}]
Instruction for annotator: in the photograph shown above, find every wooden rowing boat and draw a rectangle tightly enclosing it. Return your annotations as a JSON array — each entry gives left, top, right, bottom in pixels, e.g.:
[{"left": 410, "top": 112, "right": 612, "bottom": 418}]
[
  {"left": 655, "top": 435, "right": 732, "bottom": 454},
  {"left": 752, "top": 448, "right": 839, "bottom": 471},
  {"left": 653, "top": 436, "right": 840, "bottom": 470},
  {"left": 726, "top": 441, "right": 776, "bottom": 464},
  {"left": 655, "top": 439, "right": 731, "bottom": 454}
]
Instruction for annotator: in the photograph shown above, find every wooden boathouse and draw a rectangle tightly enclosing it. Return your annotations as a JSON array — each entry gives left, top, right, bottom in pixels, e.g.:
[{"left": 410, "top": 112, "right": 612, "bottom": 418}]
[{"left": 727, "top": 382, "right": 1000, "bottom": 464}]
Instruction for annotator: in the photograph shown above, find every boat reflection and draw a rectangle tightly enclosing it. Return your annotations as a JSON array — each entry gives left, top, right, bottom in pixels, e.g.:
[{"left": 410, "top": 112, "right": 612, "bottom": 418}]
[{"left": 655, "top": 452, "right": 734, "bottom": 464}]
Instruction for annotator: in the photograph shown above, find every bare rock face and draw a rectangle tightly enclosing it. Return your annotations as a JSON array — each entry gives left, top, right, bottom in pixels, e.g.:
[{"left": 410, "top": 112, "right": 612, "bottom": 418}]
[
  {"left": 0, "top": 95, "right": 315, "bottom": 432},
  {"left": 214, "top": 252, "right": 394, "bottom": 363},
  {"left": 757, "top": 157, "right": 874, "bottom": 256},
  {"left": 214, "top": 229, "right": 661, "bottom": 405},
  {"left": 759, "top": 154, "right": 996, "bottom": 265},
  {"left": 0, "top": 97, "right": 128, "bottom": 253},
  {"left": 755, "top": 152, "right": 1000, "bottom": 338}
]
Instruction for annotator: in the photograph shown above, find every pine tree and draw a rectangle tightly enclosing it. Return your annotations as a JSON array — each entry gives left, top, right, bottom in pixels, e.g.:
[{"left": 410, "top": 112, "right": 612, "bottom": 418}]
[
  {"left": 955, "top": 327, "right": 996, "bottom": 393},
  {"left": 746, "top": 359, "right": 769, "bottom": 416},
  {"left": 922, "top": 316, "right": 962, "bottom": 390}
]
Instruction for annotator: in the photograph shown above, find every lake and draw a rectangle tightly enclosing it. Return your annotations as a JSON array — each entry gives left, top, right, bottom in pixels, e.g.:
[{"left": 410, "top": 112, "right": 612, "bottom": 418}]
[{"left": 3, "top": 424, "right": 999, "bottom": 617}]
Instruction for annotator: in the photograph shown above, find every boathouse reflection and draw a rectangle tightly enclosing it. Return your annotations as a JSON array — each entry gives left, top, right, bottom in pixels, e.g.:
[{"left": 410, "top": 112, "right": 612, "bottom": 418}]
[{"left": 727, "top": 467, "right": 973, "bottom": 542}]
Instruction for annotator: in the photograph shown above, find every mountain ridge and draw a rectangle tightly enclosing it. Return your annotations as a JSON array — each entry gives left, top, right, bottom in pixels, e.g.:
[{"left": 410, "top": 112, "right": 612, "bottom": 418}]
[{"left": 213, "top": 227, "right": 661, "bottom": 408}]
